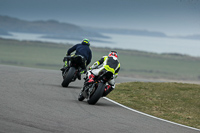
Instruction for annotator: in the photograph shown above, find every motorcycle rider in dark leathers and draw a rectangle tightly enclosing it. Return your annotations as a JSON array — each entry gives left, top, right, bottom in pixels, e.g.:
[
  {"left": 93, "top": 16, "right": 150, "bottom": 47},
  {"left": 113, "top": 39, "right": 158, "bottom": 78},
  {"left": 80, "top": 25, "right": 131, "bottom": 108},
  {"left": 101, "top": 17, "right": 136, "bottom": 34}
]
[
  {"left": 61, "top": 38, "right": 92, "bottom": 79},
  {"left": 87, "top": 51, "right": 120, "bottom": 96}
]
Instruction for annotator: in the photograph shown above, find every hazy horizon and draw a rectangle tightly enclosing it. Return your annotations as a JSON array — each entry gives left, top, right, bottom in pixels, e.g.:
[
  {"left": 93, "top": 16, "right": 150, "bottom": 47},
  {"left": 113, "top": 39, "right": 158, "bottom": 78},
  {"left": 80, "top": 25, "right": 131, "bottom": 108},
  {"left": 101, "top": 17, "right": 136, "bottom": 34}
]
[{"left": 0, "top": 0, "right": 200, "bottom": 36}]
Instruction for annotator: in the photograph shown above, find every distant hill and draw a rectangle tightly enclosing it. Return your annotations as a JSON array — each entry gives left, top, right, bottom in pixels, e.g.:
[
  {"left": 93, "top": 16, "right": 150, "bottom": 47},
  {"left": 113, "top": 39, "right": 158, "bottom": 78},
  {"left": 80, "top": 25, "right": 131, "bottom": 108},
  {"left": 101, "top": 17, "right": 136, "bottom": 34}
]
[
  {"left": 0, "top": 15, "right": 108, "bottom": 40},
  {"left": 0, "top": 28, "right": 11, "bottom": 36},
  {"left": 84, "top": 27, "right": 200, "bottom": 40},
  {"left": 0, "top": 15, "right": 200, "bottom": 41},
  {"left": 84, "top": 27, "right": 167, "bottom": 37}
]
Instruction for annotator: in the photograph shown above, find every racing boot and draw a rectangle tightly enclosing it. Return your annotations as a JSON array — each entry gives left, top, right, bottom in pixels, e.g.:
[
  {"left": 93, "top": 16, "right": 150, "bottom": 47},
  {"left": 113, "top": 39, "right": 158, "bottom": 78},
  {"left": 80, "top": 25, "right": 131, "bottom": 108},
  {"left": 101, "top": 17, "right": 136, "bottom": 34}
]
[
  {"left": 102, "top": 85, "right": 113, "bottom": 97},
  {"left": 60, "top": 60, "right": 68, "bottom": 72},
  {"left": 60, "top": 67, "right": 65, "bottom": 72}
]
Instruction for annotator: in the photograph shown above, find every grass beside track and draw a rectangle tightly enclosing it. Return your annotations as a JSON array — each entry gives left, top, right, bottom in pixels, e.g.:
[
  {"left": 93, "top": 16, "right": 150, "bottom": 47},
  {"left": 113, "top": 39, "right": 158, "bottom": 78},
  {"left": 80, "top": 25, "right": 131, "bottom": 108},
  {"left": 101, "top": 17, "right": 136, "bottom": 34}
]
[{"left": 107, "top": 82, "right": 200, "bottom": 129}]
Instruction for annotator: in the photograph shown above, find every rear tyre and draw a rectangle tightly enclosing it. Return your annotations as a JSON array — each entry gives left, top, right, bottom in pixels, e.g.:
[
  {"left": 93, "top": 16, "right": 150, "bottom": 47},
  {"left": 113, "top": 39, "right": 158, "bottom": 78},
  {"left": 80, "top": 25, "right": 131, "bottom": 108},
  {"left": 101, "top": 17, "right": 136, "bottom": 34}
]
[
  {"left": 61, "top": 67, "right": 76, "bottom": 87},
  {"left": 87, "top": 82, "right": 105, "bottom": 105}
]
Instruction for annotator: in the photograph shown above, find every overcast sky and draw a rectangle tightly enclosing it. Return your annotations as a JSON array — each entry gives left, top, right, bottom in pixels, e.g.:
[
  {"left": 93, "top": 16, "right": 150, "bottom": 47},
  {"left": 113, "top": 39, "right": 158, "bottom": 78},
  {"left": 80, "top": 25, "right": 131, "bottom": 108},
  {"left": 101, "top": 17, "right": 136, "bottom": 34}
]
[{"left": 0, "top": 0, "right": 200, "bottom": 36}]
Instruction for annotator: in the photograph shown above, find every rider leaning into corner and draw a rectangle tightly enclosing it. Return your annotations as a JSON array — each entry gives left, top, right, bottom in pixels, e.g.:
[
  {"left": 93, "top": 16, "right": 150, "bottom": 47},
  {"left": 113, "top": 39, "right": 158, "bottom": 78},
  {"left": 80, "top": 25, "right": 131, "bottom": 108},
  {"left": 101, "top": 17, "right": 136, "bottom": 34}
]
[
  {"left": 87, "top": 51, "right": 120, "bottom": 96},
  {"left": 61, "top": 38, "right": 92, "bottom": 78}
]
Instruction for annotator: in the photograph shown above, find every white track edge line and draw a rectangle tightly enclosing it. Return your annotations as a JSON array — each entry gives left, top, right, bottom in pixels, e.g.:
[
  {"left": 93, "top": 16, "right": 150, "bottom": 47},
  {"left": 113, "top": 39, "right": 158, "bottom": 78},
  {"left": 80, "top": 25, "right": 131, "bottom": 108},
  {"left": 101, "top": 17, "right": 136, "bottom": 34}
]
[{"left": 103, "top": 97, "right": 200, "bottom": 131}]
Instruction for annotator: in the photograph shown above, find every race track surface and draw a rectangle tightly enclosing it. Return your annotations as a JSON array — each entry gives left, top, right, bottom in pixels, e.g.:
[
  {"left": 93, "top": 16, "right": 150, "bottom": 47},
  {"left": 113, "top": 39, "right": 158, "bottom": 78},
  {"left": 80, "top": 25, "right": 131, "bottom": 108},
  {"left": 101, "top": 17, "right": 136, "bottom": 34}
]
[{"left": 0, "top": 65, "right": 199, "bottom": 133}]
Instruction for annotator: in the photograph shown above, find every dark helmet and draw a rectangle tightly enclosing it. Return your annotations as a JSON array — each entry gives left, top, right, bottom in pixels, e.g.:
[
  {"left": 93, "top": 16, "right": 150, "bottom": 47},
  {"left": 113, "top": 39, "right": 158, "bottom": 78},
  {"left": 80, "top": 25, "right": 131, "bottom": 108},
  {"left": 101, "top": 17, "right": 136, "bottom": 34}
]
[
  {"left": 82, "top": 38, "right": 90, "bottom": 46},
  {"left": 108, "top": 51, "right": 118, "bottom": 58}
]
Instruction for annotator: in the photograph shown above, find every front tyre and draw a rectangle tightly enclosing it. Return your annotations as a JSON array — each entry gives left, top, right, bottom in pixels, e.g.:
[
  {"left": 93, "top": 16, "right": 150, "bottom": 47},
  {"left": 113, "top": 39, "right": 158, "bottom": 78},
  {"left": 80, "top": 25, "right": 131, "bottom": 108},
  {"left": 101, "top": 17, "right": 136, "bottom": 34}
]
[
  {"left": 61, "top": 67, "right": 76, "bottom": 87},
  {"left": 87, "top": 82, "right": 105, "bottom": 105},
  {"left": 78, "top": 91, "right": 85, "bottom": 101}
]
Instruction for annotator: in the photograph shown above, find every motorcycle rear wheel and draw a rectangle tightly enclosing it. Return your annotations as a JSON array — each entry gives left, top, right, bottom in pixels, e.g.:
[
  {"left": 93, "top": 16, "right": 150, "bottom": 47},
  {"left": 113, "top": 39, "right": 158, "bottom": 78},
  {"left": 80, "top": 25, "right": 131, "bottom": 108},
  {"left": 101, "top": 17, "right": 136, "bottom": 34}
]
[
  {"left": 61, "top": 67, "right": 76, "bottom": 87},
  {"left": 87, "top": 82, "right": 105, "bottom": 105}
]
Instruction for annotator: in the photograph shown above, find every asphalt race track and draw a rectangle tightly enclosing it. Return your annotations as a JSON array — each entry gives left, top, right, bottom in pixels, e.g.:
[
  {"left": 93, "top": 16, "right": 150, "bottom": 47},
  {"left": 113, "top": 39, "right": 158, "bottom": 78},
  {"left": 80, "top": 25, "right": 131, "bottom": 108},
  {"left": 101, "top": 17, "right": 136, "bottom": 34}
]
[{"left": 0, "top": 65, "right": 199, "bottom": 133}]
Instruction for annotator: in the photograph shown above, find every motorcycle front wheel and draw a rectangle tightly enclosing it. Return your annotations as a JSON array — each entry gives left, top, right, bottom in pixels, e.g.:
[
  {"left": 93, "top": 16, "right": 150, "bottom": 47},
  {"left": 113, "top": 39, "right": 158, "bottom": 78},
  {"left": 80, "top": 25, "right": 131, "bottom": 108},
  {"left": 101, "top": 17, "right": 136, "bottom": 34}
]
[{"left": 78, "top": 91, "right": 85, "bottom": 101}]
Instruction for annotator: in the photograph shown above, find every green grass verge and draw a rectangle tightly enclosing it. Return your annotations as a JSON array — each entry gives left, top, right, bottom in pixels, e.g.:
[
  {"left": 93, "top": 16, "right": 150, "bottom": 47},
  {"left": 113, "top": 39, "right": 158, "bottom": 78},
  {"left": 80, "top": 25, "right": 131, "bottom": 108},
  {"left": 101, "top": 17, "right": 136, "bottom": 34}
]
[{"left": 107, "top": 82, "right": 200, "bottom": 129}]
